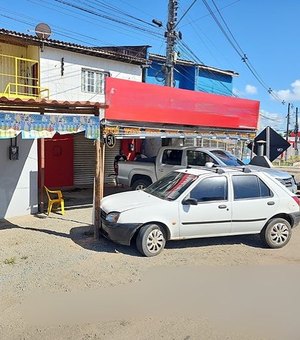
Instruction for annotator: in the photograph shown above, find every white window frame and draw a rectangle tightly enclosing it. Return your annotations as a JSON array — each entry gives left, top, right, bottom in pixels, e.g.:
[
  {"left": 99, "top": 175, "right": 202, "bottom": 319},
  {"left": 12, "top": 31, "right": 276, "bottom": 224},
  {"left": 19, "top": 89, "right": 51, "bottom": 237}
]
[{"left": 81, "top": 68, "right": 109, "bottom": 94}]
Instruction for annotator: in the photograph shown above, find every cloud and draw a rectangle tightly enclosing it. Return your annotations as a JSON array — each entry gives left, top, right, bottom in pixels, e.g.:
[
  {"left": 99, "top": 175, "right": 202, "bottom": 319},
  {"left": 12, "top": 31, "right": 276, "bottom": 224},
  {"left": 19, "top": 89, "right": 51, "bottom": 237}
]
[
  {"left": 258, "top": 109, "right": 285, "bottom": 132},
  {"left": 245, "top": 84, "right": 257, "bottom": 95},
  {"left": 233, "top": 85, "right": 257, "bottom": 96},
  {"left": 274, "top": 80, "right": 300, "bottom": 101}
]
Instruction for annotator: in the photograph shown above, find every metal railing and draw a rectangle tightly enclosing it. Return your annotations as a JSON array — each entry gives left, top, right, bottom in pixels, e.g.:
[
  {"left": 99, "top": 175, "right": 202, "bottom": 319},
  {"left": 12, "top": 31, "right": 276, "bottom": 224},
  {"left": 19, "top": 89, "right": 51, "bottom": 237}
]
[{"left": 0, "top": 54, "right": 49, "bottom": 99}]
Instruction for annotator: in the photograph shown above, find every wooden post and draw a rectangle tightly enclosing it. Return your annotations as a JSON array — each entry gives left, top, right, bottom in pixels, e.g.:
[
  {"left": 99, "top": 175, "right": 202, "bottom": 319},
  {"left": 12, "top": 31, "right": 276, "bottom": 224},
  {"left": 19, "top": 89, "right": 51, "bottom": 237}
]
[
  {"left": 94, "top": 139, "right": 105, "bottom": 239},
  {"left": 38, "top": 138, "right": 45, "bottom": 213},
  {"left": 100, "top": 141, "right": 105, "bottom": 199},
  {"left": 94, "top": 139, "right": 101, "bottom": 239}
]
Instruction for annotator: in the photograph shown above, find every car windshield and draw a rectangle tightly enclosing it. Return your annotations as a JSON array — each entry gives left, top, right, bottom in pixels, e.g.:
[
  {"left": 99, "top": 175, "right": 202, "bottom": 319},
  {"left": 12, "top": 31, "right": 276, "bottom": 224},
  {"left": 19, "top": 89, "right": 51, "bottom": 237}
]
[
  {"left": 210, "top": 150, "right": 245, "bottom": 166},
  {"left": 144, "top": 171, "right": 198, "bottom": 201}
]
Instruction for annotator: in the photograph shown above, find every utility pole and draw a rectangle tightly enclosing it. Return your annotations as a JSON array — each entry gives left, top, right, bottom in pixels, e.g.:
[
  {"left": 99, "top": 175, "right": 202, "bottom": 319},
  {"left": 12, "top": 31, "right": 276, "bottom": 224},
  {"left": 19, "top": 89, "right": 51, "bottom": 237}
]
[
  {"left": 286, "top": 103, "right": 290, "bottom": 141},
  {"left": 285, "top": 103, "right": 290, "bottom": 161},
  {"left": 165, "top": 0, "right": 178, "bottom": 87},
  {"left": 295, "top": 107, "right": 298, "bottom": 156}
]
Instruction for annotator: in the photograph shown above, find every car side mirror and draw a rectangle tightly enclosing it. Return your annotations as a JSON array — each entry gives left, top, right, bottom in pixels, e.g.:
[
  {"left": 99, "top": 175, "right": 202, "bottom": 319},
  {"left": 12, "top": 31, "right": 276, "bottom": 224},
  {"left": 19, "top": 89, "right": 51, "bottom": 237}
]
[
  {"left": 182, "top": 198, "right": 198, "bottom": 206},
  {"left": 205, "top": 162, "right": 215, "bottom": 168}
]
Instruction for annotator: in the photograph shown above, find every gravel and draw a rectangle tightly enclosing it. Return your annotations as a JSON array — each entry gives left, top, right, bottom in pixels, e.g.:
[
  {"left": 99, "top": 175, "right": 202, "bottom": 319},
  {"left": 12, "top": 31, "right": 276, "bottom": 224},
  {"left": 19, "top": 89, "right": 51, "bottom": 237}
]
[{"left": 1, "top": 207, "right": 300, "bottom": 340}]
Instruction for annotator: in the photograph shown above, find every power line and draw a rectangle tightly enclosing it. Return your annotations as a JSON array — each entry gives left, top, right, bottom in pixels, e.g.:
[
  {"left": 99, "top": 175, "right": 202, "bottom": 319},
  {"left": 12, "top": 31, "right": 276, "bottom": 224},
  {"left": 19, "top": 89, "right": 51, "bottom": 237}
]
[
  {"left": 176, "top": 0, "right": 197, "bottom": 27},
  {"left": 53, "top": 0, "right": 161, "bottom": 38},
  {"left": 1, "top": 2, "right": 164, "bottom": 54},
  {"left": 81, "top": 0, "right": 156, "bottom": 28},
  {"left": 201, "top": 0, "right": 287, "bottom": 106},
  {"left": 179, "top": 0, "right": 240, "bottom": 28}
]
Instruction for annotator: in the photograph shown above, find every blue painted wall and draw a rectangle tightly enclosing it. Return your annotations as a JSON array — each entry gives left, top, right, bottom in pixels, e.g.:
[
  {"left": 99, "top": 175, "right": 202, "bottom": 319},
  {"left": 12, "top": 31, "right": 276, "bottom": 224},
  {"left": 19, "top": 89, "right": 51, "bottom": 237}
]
[
  {"left": 146, "top": 60, "right": 233, "bottom": 96},
  {"left": 196, "top": 69, "right": 233, "bottom": 96}
]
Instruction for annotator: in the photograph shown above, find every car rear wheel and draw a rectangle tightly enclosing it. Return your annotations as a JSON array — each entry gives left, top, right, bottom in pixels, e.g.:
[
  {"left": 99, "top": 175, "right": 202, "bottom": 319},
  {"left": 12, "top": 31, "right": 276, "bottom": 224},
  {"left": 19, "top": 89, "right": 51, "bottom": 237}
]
[
  {"left": 261, "top": 218, "right": 291, "bottom": 248},
  {"left": 136, "top": 223, "right": 166, "bottom": 257}
]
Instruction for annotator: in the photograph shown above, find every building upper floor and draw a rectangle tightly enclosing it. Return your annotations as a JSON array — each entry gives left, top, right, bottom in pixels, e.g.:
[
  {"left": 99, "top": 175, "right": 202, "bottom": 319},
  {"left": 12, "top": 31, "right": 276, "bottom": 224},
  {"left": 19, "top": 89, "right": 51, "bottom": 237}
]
[
  {"left": 0, "top": 29, "right": 147, "bottom": 102},
  {"left": 0, "top": 27, "right": 238, "bottom": 102},
  {"left": 147, "top": 53, "right": 238, "bottom": 96}
]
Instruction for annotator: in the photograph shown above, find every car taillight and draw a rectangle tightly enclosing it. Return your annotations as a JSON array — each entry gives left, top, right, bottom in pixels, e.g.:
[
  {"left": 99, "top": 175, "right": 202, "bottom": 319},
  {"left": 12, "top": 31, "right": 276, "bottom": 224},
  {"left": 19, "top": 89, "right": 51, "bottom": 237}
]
[{"left": 292, "top": 196, "right": 300, "bottom": 206}]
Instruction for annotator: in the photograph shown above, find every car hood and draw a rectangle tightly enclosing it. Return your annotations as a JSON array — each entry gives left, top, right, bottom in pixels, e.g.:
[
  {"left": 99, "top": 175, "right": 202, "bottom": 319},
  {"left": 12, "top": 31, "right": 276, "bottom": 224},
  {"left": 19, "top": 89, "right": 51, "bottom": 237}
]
[
  {"left": 101, "top": 190, "right": 160, "bottom": 213},
  {"left": 246, "top": 165, "right": 291, "bottom": 179}
]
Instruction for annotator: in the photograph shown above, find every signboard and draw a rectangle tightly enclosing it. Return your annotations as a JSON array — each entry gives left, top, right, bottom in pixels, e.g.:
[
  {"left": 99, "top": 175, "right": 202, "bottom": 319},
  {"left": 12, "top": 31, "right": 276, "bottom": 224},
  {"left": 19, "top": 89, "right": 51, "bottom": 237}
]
[
  {"left": 248, "top": 126, "right": 290, "bottom": 161},
  {"left": 0, "top": 112, "right": 100, "bottom": 139},
  {"left": 105, "top": 133, "right": 116, "bottom": 148},
  {"left": 105, "top": 78, "right": 260, "bottom": 130}
]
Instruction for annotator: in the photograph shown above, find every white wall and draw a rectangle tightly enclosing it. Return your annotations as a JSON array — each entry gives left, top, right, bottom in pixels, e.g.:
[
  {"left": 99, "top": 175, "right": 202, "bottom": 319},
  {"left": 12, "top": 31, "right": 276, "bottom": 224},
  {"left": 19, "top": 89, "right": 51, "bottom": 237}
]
[
  {"left": 0, "top": 136, "right": 38, "bottom": 219},
  {"left": 40, "top": 47, "right": 142, "bottom": 101},
  {"left": 0, "top": 44, "right": 142, "bottom": 219}
]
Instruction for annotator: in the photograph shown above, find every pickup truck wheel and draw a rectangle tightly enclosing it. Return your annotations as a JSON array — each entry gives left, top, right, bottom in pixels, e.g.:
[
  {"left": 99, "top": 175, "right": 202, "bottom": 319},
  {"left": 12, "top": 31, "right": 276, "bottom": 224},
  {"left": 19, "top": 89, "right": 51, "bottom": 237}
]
[
  {"left": 132, "top": 178, "right": 151, "bottom": 190},
  {"left": 136, "top": 224, "right": 166, "bottom": 257},
  {"left": 261, "top": 218, "right": 291, "bottom": 248}
]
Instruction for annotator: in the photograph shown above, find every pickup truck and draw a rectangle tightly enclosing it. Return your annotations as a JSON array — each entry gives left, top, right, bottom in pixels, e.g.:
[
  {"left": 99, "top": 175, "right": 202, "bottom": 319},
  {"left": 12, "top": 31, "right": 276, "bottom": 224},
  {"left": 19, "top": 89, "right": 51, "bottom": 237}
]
[{"left": 117, "top": 146, "right": 297, "bottom": 193}]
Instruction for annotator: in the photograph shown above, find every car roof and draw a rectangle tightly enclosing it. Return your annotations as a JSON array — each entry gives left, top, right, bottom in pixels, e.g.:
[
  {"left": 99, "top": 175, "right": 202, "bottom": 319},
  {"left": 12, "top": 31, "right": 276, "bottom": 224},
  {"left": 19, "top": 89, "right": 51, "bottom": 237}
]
[{"left": 176, "top": 167, "right": 256, "bottom": 176}]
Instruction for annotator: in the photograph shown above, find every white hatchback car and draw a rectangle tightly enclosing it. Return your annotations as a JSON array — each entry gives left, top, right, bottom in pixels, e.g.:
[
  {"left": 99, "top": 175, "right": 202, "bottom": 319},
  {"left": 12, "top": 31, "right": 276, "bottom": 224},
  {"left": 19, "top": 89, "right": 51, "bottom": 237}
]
[{"left": 100, "top": 168, "right": 300, "bottom": 257}]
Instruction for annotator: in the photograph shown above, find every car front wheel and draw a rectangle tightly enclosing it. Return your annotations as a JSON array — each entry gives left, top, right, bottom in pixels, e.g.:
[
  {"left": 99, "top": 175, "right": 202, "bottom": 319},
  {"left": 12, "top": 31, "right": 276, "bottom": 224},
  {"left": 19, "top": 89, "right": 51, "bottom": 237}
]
[
  {"left": 136, "top": 223, "right": 166, "bottom": 257},
  {"left": 261, "top": 218, "right": 292, "bottom": 248}
]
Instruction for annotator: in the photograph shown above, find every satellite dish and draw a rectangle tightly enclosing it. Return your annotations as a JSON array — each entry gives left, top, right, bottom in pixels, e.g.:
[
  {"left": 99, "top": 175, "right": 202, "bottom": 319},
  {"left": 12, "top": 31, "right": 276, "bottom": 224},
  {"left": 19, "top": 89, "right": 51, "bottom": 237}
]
[{"left": 35, "top": 23, "right": 51, "bottom": 39}]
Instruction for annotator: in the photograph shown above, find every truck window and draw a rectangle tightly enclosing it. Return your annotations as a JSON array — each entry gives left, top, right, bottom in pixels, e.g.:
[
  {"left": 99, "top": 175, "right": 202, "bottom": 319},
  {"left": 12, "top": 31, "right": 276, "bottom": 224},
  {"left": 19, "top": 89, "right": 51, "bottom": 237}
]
[
  {"left": 210, "top": 150, "right": 244, "bottom": 166},
  {"left": 187, "top": 150, "right": 217, "bottom": 166},
  {"left": 162, "top": 149, "right": 183, "bottom": 165}
]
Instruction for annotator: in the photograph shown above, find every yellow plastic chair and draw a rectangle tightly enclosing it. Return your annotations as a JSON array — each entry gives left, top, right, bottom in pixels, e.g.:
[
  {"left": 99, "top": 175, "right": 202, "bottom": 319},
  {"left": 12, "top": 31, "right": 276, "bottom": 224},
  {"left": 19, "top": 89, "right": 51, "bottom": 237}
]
[{"left": 44, "top": 186, "right": 65, "bottom": 215}]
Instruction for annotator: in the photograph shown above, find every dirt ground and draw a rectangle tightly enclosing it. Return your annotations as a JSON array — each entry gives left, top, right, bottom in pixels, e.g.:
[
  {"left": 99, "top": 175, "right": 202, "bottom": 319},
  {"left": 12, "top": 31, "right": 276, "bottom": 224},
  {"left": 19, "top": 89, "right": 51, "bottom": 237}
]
[{"left": 1, "top": 206, "right": 300, "bottom": 340}]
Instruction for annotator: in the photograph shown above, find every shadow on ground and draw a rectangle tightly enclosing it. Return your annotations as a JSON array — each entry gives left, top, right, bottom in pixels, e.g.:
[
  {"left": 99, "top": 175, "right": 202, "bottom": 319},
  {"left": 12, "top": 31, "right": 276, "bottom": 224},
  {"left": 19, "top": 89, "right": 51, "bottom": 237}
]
[
  {"left": 0, "top": 218, "right": 71, "bottom": 239},
  {"left": 166, "top": 234, "right": 264, "bottom": 250},
  {"left": 70, "top": 225, "right": 140, "bottom": 256},
  {"left": 70, "top": 225, "right": 266, "bottom": 257},
  {"left": 0, "top": 217, "right": 265, "bottom": 258}
]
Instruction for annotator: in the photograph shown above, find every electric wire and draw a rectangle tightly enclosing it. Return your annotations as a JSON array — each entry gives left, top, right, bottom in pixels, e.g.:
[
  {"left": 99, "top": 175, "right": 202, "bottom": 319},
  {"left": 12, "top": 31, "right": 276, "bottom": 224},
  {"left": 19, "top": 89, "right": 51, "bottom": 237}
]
[
  {"left": 78, "top": 0, "right": 155, "bottom": 28},
  {"left": 53, "top": 0, "right": 162, "bottom": 37},
  {"left": 202, "top": 0, "right": 286, "bottom": 105},
  {"left": 176, "top": 0, "right": 198, "bottom": 28},
  {"left": 1, "top": 3, "right": 164, "bottom": 56},
  {"left": 179, "top": 0, "right": 240, "bottom": 28}
]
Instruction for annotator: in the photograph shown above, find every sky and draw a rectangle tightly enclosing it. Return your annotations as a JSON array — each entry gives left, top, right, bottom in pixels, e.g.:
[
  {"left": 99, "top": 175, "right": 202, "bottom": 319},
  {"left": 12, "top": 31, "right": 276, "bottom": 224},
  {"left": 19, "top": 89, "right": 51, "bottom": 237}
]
[{"left": 0, "top": 0, "right": 299, "bottom": 133}]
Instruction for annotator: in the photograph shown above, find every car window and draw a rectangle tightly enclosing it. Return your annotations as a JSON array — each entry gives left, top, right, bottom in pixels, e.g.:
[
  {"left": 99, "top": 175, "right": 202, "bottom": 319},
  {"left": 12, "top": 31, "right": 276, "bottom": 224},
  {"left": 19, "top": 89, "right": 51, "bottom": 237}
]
[
  {"left": 232, "top": 175, "right": 273, "bottom": 200},
  {"left": 144, "top": 171, "right": 198, "bottom": 201},
  {"left": 187, "top": 150, "right": 217, "bottom": 166},
  {"left": 189, "top": 176, "right": 228, "bottom": 202},
  {"left": 162, "top": 149, "right": 183, "bottom": 165},
  {"left": 210, "top": 150, "right": 244, "bottom": 166}
]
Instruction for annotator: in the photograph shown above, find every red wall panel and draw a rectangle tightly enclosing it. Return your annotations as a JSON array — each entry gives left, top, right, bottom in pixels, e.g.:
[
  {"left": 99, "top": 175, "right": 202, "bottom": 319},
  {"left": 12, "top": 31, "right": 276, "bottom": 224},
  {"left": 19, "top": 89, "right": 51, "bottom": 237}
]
[
  {"left": 105, "top": 78, "right": 259, "bottom": 130},
  {"left": 44, "top": 134, "right": 74, "bottom": 188}
]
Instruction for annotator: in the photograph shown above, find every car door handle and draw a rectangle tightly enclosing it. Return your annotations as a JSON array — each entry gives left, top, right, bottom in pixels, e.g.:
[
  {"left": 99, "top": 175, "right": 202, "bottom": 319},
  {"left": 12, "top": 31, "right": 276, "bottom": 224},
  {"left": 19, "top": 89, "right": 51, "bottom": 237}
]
[
  {"left": 267, "top": 201, "right": 275, "bottom": 205},
  {"left": 218, "top": 204, "right": 227, "bottom": 209}
]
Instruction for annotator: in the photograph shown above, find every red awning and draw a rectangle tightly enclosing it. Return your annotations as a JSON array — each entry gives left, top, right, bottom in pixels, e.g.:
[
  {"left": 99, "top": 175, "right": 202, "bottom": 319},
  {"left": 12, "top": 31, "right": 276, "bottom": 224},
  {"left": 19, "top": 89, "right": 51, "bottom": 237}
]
[{"left": 105, "top": 78, "right": 259, "bottom": 130}]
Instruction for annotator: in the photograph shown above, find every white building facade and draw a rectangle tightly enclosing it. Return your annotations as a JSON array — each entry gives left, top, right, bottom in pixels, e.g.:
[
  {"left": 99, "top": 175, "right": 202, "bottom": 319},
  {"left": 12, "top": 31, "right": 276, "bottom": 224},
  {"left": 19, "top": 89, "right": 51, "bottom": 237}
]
[{"left": 0, "top": 29, "right": 147, "bottom": 218}]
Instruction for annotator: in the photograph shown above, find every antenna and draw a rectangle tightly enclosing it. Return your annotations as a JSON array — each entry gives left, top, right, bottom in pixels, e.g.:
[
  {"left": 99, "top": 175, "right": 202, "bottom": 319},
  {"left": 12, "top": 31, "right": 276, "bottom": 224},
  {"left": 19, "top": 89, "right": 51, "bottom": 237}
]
[{"left": 35, "top": 23, "right": 51, "bottom": 39}]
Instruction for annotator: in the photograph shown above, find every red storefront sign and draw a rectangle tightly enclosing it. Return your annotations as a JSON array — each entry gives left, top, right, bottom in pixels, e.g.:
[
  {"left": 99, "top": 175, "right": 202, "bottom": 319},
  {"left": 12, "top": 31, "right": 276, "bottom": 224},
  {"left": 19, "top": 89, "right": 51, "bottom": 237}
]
[{"left": 105, "top": 78, "right": 259, "bottom": 130}]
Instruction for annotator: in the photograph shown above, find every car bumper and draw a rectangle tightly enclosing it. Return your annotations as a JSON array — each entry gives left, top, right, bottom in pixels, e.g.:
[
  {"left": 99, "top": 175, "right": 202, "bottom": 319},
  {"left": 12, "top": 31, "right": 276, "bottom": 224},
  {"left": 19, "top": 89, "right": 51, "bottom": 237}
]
[
  {"left": 100, "top": 219, "right": 142, "bottom": 246},
  {"left": 290, "top": 212, "right": 300, "bottom": 228}
]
